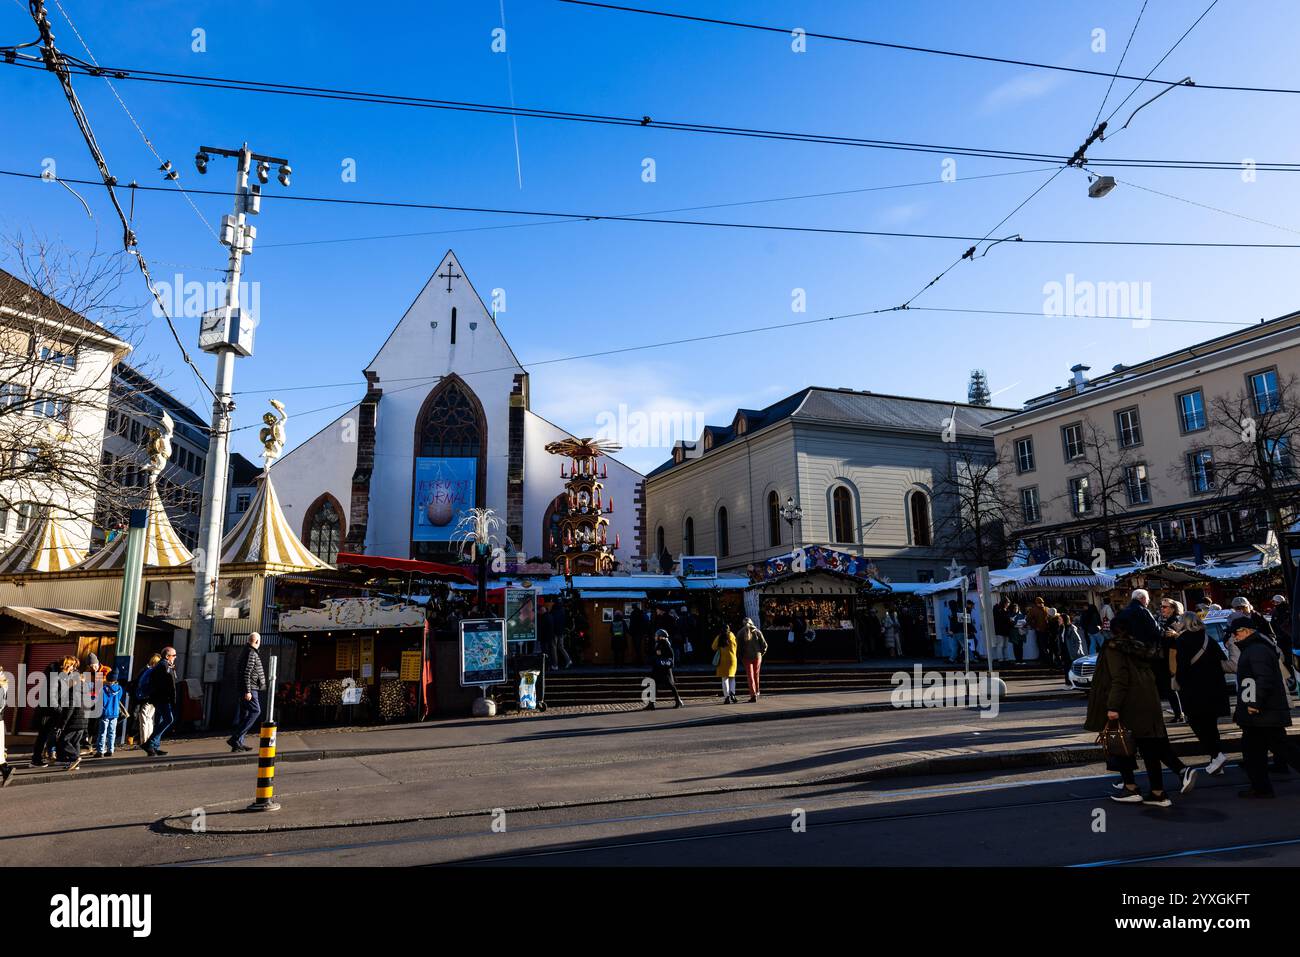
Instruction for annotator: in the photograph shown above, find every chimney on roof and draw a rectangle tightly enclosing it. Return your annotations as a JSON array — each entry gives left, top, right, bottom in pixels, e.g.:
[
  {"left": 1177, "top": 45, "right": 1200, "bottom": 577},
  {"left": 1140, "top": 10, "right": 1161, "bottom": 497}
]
[
  {"left": 1070, "top": 363, "right": 1091, "bottom": 394},
  {"left": 1112, "top": 363, "right": 1126, "bottom": 373}
]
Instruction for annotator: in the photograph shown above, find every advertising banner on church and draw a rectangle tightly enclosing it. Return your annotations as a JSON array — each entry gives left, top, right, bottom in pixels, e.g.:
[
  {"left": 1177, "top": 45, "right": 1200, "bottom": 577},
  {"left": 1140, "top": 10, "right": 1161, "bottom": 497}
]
[{"left": 412, "top": 456, "right": 476, "bottom": 542}]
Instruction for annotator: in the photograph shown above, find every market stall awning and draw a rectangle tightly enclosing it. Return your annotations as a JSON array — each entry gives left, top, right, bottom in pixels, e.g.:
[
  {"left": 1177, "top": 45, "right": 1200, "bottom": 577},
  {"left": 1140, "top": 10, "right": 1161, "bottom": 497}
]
[
  {"left": 578, "top": 590, "right": 647, "bottom": 599},
  {"left": 569, "top": 574, "right": 683, "bottom": 590},
  {"left": 336, "top": 552, "right": 476, "bottom": 584},
  {"left": 990, "top": 558, "right": 1115, "bottom": 592},
  {"left": 0, "top": 606, "right": 173, "bottom": 638},
  {"left": 682, "top": 576, "right": 750, "bottom": 590}
]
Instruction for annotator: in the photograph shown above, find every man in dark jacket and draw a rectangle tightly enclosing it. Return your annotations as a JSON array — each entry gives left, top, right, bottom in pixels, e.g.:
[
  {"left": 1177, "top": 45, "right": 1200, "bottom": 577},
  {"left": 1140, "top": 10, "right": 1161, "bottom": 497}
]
[
  {"left": 227, "top": 633, "right": 267, "bottom": 752},
  {"left": 1232, "top": 619, "right": 1300, "bottom": 798},
  {"left": 1115, "top": 589, "right": 1161, "bottom": 646},
  {"left": 30, "top": 658, "right": 67, "bottom": 767},
  {"left": 143, "top": 647, "right": 178, "bottom": 757}
]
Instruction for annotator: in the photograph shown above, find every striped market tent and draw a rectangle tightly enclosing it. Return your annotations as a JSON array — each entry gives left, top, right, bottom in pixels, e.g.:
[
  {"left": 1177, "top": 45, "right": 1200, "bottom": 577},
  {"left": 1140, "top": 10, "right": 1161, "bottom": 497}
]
[
  {"left": 220, "top": 472, "right": 329, "bottom": 571},
  {"left": 73, "top": 483, "right": 193, "bottom": 571},
  {"left": 0, "top": 510, "right": 85, "bottom": 573}
]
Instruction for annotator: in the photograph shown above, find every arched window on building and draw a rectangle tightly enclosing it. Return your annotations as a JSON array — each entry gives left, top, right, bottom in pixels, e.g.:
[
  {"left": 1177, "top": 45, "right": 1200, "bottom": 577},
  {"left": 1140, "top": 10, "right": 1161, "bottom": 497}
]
[
  {"left": 655, "top": 525, "right": 665, "bottom": 557},
  {"left": 767, "top": 491, "right": 781, "bottom": 548},
  {"left": 412, "top": 375, "right": 486, "bottom": 558},
  {"left": 683, "top": 516, "right": 695, "bottom": 555},
  {"left": 908, "top": 490, "right": 933, "bottom": 547},
  {"left": 831, "top": 486, "right": 854, "bottom": 544},
  {"left": 542, "top": 494, "right": 567, "bottom": 563},
  {"left": 716, "top": 506, "right": 729, "bottom": 557},
  {"left": 303, "top": 494, "right": 344, "bottom": 563}
]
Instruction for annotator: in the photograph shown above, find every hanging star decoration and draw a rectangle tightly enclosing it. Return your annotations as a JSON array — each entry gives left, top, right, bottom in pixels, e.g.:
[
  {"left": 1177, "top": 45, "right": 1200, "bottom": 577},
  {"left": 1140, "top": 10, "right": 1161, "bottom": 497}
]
[
  {"left": 1254, "top": 531, "right": 1281, "bottom": 568},
  {"left": 944, "top": 558, "right": 966, "bottom": 581},
  {"left": 1199, "top": 556, "right": 1220, "bottom": 570}
]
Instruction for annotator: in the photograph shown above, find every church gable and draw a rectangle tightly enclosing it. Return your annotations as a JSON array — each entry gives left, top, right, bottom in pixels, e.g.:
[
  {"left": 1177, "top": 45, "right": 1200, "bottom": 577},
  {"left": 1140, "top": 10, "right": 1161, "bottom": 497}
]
[{"left": 365, "top": 250, "right": 522, "bottom": 383}]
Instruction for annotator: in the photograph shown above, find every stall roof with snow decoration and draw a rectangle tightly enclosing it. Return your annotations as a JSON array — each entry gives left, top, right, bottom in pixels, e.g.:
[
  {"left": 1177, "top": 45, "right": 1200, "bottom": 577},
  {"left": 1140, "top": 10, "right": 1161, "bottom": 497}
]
[{"left": 747, "top": 545, "right": 891, "bottom": 591}]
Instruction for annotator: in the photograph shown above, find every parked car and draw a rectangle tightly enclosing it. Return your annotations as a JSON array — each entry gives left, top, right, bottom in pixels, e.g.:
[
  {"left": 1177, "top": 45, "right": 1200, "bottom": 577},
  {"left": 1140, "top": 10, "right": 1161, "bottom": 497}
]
[{"left": 1068, "top": 609, "right": 1245, "bottom": 692}]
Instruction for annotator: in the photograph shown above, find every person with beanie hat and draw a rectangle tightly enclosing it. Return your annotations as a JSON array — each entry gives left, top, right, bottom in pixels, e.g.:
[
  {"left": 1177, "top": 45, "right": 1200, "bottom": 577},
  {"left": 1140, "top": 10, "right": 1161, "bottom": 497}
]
[{"left": 644, "top": 629, "right": 684, "bottom": 710}]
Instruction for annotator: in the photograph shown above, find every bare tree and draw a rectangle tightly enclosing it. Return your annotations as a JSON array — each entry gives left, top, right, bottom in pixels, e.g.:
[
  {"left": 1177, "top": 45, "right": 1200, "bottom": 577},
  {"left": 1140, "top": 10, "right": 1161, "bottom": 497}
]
[
  {"left": 1048, "top": 416, "right": 1147, "bottom": 558},
  {"left": 931, "top": 446, "right": 1017, "bottom": 567},
  {"left": 0, "top": 234, "right": 197, "bottom": 551},
  {"left": 1202, "top": 372, "right": 1300, "bottom": 587}
]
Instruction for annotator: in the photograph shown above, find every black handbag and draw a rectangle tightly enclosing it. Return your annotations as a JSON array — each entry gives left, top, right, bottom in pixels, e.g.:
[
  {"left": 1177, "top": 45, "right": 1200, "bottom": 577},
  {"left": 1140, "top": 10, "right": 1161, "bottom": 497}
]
[{"left": 1096, "top": 718, "right": 1135, "bottom": 758}]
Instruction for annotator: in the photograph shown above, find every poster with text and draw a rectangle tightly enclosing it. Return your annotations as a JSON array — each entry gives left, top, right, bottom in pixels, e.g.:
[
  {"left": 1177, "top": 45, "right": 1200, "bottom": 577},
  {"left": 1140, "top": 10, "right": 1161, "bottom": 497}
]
[
  {"left": 412, "top": 456, "right": 476, "bottom": 542},
  {"left": 459, "top": 618, "right": 507, "bottom": 686},
  {"left": 505, "top": 588, "right": 538, "bottom": 644}
]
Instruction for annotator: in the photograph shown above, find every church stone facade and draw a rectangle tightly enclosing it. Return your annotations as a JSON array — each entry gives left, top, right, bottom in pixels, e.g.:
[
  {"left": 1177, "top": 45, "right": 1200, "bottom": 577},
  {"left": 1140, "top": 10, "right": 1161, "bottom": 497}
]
[{"left": 270, "top": 251, "right": 644, "bottom": 567}]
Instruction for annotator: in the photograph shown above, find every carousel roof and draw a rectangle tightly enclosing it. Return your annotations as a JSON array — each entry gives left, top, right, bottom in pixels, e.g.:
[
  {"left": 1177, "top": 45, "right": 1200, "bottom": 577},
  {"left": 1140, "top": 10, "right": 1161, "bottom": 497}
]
[
  {"left": 73, "top": 483, "right": 193, "bottom": 571},
  {"left": 220, "top": 472, "right": 330, "bottom": 571},
  {"left": 0, "top": 510, "right": 85, "bottom": 574}
]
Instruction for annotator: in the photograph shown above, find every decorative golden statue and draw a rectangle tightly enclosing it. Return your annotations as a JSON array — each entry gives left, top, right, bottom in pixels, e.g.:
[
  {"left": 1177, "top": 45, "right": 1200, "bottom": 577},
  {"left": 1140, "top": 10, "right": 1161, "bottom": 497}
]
[
  {"left": 259, "top": 399, "right": 287, "bottom": 467},
  {"left": 145, "top": 411, "right": 174, "bottom": 484}
]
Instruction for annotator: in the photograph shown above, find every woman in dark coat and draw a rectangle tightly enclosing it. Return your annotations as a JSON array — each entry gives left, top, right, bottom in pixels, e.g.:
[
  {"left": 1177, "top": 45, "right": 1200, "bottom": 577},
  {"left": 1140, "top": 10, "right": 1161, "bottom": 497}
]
[
  {"left": 644, "top": 629, "right": 684, "bottom": 710},
  {"left": 1085, "top": 620, "right": 1196, "bottom": 806},
  {"left": 1171, "top": 612, "right": 1231, "bottom": 775}
]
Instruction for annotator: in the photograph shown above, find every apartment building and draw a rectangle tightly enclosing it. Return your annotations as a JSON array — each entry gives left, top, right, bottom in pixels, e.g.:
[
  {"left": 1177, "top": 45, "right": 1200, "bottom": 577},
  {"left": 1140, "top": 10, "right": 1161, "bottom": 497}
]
[{"left": 992, "top": 310, "right": 1300, "bottom": 564}]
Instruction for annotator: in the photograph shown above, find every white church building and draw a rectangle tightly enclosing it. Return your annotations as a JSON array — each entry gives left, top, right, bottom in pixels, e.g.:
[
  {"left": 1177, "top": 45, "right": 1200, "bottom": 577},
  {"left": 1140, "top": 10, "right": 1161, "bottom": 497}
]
[{"left": 269, "top": 251, "right": 645, "bottom": 568}]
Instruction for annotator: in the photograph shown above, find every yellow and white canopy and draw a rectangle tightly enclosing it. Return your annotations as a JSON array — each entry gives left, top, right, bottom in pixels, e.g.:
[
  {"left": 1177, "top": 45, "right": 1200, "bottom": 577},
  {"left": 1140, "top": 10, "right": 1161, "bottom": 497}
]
[
  {"left": 0, "top": 510, "right": 85, "bottom": 574},
  {"left": 221, "top": 472, "right": 329, "bottom": 570},
  {"left": 74, "top": 483, "right": 193, "bottom": 571}
]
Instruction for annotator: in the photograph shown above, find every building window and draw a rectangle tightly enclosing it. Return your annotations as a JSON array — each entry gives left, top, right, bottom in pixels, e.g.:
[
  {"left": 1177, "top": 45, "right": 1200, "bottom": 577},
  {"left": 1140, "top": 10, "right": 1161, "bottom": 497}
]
[
  {"left": 450, "top": 306, "right": 457, "bottom": 346},
  {"left": 1014, "top": 437, "right": 1035, "bottom": 474},
  {"left": 683, "top": 516, "right": 695, "bottom": 555},
  {"left": 831, "top": 486, "right": 854, "bottom": 544},
  {"left": 235, "top": 492, "right": 252, "bottom": 513},
  {"left": 1, "top": 382, "right": 26, "bottom": 409},
  {"left": 15, "top": 503, "right": 33, "bottom": 533},
  {"left": 655, "top": 525, "right": 665, "bottom": 558},
  {"left": 1061, "top": 423, "right": 1084, "bottom": 461},
  {"left": 37, "top": 340, "right": 77, "bottom": 368},
  {"left": 1020, "top": 486, "right": 1041, "bottom": 524},
  {"left": 0, "top": 507, "right": 7, "bottom": 533},
  {"left": 1266, "top": 436, "right": 1292, "bottom": 478},
  {"left": 413, "top": 375, "right": 486, "bottom": 557},
  {"left": 303, "top": 495, "right": 344, "bottom": 563},
  {"left": 716, "top": 506, "right": 729, "bottom": 557},
  {"left": 1188, "top": 450, "right": 1214, "bottom": 493},
  {"left": 1125, "top": 463, "right": 1151, "bottom": 505},
  {"left": 33, "top": 394, "right": 69, "bottom": 424},
  {"left": 1250, "top": 369, "right": 1280, "bottom": 415},
  {"left": 1178, "top": 389, "right": 1207, "bottom": 433},
  {"left": 1069, "top": 476, "right": 1092, "bottom": 515},
  {"left": 1115, "top": 407, "right": 1143, "bottom": 448},
  {"left": 767, "top": 491, "right": 781, "bottom": 548},
  {"left": 908, "top": 491, "right": 932, "bottom": 547}
]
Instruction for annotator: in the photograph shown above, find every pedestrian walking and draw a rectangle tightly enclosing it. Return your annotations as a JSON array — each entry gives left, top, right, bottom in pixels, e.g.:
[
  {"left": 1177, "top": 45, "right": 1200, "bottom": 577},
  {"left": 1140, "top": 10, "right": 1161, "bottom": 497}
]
[
  {"left": 713, "top": 622, "right": 739, "bottom": 704},
  {"left": 1025, "top": 596, "right": 1049, "bottom": 663},
  {"left": 1230, "top": 617, "right": 1300, "bottom": 798},
  {"left": 1156, "top": 598, "right": 1185, "bottom": 722},
  {"left": 1171, "top": 612, "right": 1231, "bottom": 776},
  {"left": 133, "top": 653, "right": 161, "bottom": 750},
  {"left": 644, "top": 629, "right": 684, "bottom": 709},
  {"left": 1085, "top": 619, "right": 1197, "bottom": 807},
  {"left": 56, "top": 668, "right": 90, "bottom": 772},
  {"left": 1009, "top": 604, "right": 1027, "bottom": 664},
  {"left": 738, "top": 618, "right": 768, "bottom": 702},
  {"left": 1060, "top": 612, "right": 1085, "bottom": 685},
  {"left": 227, "top": 633, "right": 267, "bottom": 752},
  {"left": 610, "top": 612, "right": 627, "bottom": 667},
  {"left": 0, "top": 670, "right": 13, "bottom": 787},
  {"left": 882, "top": 608, "right": 902, "bottom": 658},
  {"left": 1081, "top": 602, "right": 1104, "bottom": 654},
  {"left": 790, "top": 613, "right": 808, "bottom": 665},
  {"left": 94, "top": 669, "right": 125, "bottom": 758},
  {"left": 143, "top": 647, "right": 179, "bottom": 757},
  {"left": 30, "top": 656, "right": 77, "bottom": 768},
  {"left": 990, "top": 597, "right": 1013, "bottom": 665},
  {"left": 1271, "top": 594, "right": 1294, "bottom": 685}
]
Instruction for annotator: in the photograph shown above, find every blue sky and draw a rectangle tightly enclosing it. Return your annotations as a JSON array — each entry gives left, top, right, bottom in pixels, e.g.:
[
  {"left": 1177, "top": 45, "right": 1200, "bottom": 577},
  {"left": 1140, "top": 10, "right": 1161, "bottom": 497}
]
[{"left": 3, "top": 0, "right": 1299, "bottom": 473}]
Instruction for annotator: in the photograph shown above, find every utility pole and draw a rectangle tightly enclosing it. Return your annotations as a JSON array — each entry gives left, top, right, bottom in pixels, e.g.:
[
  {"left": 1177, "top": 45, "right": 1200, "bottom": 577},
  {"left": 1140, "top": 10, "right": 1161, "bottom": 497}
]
[{"left": 186, "top": 144, "right": 291, "bottom": 699}]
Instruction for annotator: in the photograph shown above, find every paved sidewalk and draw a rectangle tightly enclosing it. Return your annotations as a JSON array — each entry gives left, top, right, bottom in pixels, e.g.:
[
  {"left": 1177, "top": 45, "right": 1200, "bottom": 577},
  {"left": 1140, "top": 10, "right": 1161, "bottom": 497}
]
[{"left": 5, "top": 678, "right": 1079, "bottom": 787}]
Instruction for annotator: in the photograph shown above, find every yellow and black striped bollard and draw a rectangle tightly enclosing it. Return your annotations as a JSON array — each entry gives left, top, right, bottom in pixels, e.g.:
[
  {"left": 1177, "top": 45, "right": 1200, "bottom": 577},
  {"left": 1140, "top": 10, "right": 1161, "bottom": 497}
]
[{"left": 246, "top": 721, "right": 281, "bottom": 812}]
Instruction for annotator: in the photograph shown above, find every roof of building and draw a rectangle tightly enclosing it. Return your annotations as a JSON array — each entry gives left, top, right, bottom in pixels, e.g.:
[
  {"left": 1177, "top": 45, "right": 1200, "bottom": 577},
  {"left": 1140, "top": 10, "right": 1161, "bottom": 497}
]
[
  {"left": 228, "top": 452, "right": 262, "bottom": 485},
  {"left": 999, "top": 307, "right": 1300, "bottom": 421},
  {"left": 113, "top": 362, "right": 210, "bottom": 431},
  {"left": 0, "top": 266, "right": 129, "bottom": 349},
  {"left": 646, "top": 387, "right": 1011, "bottom": 477}
]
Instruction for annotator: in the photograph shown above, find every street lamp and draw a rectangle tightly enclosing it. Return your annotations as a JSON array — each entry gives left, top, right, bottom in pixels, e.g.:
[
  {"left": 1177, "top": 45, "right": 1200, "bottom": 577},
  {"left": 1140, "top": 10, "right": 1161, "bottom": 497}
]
[{"left": 781, "top": 496, "right": 803, "bottom": 548}]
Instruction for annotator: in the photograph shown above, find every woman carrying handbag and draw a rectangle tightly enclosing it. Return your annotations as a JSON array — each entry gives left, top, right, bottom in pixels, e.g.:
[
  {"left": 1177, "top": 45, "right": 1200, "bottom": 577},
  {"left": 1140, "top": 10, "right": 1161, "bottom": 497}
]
[{"left": 1085, "top": 619, "right": 1197, "bottom": 806}]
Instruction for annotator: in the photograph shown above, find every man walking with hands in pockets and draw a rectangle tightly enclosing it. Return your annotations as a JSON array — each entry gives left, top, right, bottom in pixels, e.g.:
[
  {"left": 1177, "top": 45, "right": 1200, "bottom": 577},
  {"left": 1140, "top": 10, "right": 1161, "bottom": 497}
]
[{"left": 227, "top": 633, "right": 267, "bottom": 753}]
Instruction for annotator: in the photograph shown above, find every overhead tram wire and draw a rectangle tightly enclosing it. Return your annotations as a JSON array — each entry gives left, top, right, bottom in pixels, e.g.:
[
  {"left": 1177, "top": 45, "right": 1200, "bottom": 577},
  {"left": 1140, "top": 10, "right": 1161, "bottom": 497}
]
[
  {"left": 1101, "top": 0, "right": 1221, "bottom": 127},
  {"left": 0, "top": 57, "right": 1296, "bottom": 172},
  {"left": 20, "top": 1, "right": 217, "bottom": 401},
  {"left": 8, "top": 170, "right": 1300, "bottom": 250},
  {"left": 10, "top": 169, "right": 1300, "bottom": 250},
  {"left": 555, "top": 0, "right": 1300, "bottom": 95},
  {"left": 1089, "top": 0, "right": 1148, "bottom": 132}
]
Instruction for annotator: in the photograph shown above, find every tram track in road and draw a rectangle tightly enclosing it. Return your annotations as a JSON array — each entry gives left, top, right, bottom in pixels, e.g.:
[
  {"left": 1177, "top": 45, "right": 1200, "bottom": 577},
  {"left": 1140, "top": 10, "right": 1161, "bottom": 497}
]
[{"left": 158, "top": 769, "right": 1140, "bottom": 867}]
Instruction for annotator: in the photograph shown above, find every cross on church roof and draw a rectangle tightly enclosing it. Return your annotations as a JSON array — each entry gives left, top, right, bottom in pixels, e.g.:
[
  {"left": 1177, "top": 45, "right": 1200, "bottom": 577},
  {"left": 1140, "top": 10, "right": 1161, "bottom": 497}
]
[{"left": 437, "top": 262, "right": 463, "bottom": 293}]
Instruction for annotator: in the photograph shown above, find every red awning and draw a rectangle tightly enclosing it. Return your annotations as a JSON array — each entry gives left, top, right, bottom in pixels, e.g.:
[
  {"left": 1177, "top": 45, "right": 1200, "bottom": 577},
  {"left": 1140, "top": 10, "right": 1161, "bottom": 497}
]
[{"left": 335, "top": 552, "right": 477, "bottom": 584}]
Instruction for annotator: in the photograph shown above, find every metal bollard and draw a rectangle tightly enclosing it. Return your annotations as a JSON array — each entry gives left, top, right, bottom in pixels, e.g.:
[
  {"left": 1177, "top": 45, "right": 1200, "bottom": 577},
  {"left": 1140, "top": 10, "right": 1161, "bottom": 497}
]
[{"left": 246, "top": 722, "right": 281, "bottom": 812}]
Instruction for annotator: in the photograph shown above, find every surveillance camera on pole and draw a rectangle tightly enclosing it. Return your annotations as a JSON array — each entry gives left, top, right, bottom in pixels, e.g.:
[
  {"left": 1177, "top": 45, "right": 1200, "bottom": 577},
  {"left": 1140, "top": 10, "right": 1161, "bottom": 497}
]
[{"left": 187, "top": 143, "right": 290, "bottom": 722}]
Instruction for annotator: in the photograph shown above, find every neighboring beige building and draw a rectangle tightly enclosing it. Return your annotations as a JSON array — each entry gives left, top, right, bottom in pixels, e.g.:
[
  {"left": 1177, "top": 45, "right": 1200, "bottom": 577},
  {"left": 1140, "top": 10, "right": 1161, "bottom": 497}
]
[
  {"left": 643, "top": 388, "right": 1008, "bottom": 582},
  {"left": 992, "top": 309, "right": 1300, "bottom": 563}
]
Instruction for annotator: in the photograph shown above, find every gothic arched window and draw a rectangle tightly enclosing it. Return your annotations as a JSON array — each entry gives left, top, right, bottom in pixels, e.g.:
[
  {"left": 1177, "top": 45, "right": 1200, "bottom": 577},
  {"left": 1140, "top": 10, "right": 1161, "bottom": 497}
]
[
  {"left": 683, "top": 516, "right": 695, "bottom": 555},
  {"left": 412, "top": 375, "right": 486, "bottom": 558},
  {"left": 303, "top": 493, "right": 345, "bottom": 563},
  {"left": 542, "top": 493, "right": 567, "bottom": 563},
  {"left": 716, "top": 506, "right": 730, "bottom": 557}
]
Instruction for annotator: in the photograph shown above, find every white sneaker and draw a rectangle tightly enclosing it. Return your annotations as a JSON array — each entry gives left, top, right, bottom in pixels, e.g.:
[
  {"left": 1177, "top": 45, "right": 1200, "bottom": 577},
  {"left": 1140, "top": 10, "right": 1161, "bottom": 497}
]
[
  {"left": 1180, "top": 767, "right": 1199, "bottom": 794},
  {"left": 1111, "top": 790, "right": 1144, "bottom": 804},
  {"left": 1206, "top": 753, "right": 1229, "bottom": 775}
]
